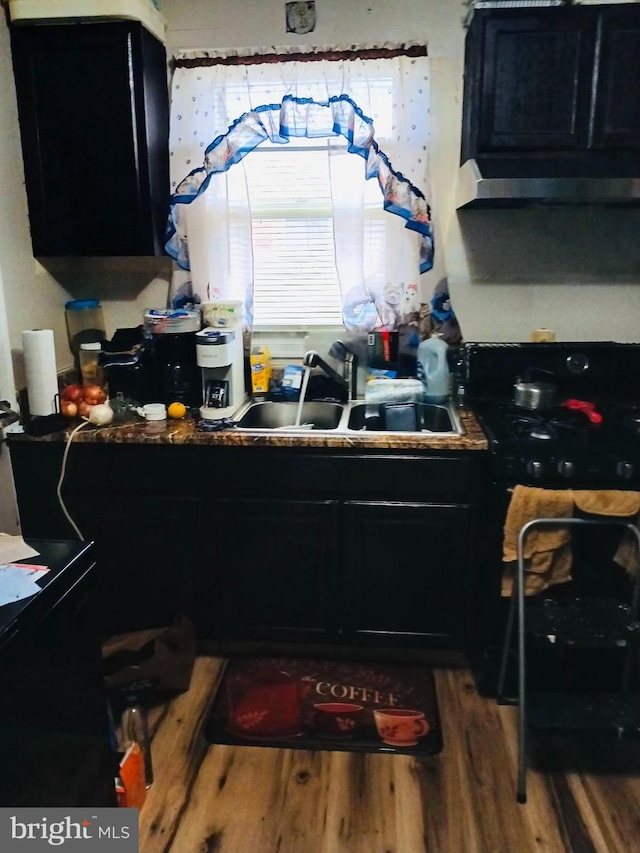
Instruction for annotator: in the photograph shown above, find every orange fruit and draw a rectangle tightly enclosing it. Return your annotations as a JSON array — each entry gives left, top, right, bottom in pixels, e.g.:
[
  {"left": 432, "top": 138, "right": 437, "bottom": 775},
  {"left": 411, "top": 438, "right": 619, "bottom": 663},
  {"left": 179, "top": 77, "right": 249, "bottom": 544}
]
[{"left": 167, "top": 401, "right": 187, "bottom": 419}]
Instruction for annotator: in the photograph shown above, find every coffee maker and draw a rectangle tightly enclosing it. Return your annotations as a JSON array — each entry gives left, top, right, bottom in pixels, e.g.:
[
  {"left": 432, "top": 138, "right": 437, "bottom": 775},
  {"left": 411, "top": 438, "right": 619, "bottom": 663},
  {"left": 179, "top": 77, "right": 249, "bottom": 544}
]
[
  {"left": 195, "top": 329, "right": 246, "bottom": 420},
  {"left": 153, "top": 330, "right": 201, "bottom": 408}
]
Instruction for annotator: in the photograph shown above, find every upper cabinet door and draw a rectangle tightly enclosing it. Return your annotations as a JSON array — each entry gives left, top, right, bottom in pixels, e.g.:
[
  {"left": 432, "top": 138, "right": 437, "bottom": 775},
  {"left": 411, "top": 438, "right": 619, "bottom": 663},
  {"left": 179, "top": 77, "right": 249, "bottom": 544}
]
[
  {"left": 474, "top": 12, "right": 595, "bottom": 153},
  {"left": 10, "top": 22, "right": 169, "bottom": 257},
  {"left": 591, "top": 6, "right": 640, "bottom": 151}
]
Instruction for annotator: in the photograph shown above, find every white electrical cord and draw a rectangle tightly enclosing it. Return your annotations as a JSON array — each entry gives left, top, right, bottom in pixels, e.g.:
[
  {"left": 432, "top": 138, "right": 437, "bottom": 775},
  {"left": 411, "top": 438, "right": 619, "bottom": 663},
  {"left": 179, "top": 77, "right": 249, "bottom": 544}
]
[{"left": 56, "top": 420, "right": 90, "bottom": 540}]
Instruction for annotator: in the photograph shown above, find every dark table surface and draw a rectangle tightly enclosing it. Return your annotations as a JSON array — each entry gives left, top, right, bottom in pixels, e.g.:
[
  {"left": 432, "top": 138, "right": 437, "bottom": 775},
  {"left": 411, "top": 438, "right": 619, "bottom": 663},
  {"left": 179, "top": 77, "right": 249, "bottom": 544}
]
[
  {"left": 0, "top": 537, "right": 119, "bottom": 808},
  {"left": 0, "top": 538, "right": 95, "bottom": 655}
]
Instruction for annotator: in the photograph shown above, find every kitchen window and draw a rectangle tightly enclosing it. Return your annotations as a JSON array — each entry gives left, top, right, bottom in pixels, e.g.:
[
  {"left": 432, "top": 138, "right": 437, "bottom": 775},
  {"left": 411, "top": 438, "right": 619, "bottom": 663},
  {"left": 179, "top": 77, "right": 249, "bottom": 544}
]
[
  {"left": 241, "top": 138, "right": 387, "bottom": 327},
  {"left": 167, "top": 48, "right": 432, "bottom": 334}
]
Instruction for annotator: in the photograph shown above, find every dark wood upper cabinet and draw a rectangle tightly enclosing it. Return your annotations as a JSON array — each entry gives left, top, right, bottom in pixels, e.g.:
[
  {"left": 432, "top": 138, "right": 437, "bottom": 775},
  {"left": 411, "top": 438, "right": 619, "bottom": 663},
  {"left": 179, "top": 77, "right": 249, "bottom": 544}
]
[
  {"left": 591, "top": 8, "right": 640, "bottom": 150},
  {"left": 462, "top": 5, "right": 640, "bottom": 175},
  {"left": 10, "top": 21, "right": 169, "bottom": 257},
  {"left": 475, "top": 13, "right": 594, "bottom": 152}
]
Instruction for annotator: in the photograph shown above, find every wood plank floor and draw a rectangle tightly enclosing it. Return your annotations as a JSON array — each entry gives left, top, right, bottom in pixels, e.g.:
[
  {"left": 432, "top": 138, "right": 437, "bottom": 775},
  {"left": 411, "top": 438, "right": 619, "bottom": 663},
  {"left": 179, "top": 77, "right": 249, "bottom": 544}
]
[{"left": 138, "top": 656, "right": 640, "bottom": 853}]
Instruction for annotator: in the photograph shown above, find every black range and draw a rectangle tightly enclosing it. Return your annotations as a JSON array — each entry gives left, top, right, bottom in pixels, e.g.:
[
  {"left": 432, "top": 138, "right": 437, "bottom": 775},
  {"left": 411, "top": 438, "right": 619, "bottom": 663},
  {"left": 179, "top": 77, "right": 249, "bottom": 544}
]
[{"left": 466, "top": 342, "right": 640, "bottom": 488}]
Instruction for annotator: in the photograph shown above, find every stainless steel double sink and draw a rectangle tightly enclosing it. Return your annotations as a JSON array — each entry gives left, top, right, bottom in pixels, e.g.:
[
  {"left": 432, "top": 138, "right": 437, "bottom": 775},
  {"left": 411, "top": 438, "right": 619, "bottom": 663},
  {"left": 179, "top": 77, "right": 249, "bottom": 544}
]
[{"left": 232, "top": 399, "right": 464, "bottom": 436}]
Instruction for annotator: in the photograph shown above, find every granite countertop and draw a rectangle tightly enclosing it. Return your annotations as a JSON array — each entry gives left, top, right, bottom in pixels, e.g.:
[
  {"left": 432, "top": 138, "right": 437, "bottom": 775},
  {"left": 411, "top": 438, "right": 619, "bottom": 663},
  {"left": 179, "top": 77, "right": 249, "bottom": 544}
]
[{"left": 10, "top": 407, "right": 488, "bottom": 451}]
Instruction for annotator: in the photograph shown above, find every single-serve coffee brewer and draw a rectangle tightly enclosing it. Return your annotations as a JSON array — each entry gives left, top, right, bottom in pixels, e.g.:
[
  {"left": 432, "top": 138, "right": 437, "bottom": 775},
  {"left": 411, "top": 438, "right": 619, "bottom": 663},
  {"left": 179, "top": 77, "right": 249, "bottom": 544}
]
[{"left": 195, "top": 329, "right": 246, "bottom": 420}]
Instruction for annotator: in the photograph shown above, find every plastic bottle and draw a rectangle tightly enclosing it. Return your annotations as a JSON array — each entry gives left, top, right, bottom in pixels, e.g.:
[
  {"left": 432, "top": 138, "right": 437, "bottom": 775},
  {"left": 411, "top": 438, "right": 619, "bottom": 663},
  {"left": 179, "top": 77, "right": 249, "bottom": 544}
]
[
  {"left": 121, "top": 702, "right": 154, "bottom": 788},
  {"left": 417, "top": 333, "right": 450, "bottom": 403},
  {"left": 79, "top": 342, "right": 105, "bottom": 388}
]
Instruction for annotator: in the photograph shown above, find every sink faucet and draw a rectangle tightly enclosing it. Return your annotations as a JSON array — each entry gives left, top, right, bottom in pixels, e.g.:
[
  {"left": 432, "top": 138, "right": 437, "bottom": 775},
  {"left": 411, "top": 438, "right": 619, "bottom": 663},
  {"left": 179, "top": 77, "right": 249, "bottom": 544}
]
[
  {"left": 328, "top": 340, "right": 359, "bottom": 400},
  {"left": 302, "top": 350, "right": 350, "bottom": 400}
]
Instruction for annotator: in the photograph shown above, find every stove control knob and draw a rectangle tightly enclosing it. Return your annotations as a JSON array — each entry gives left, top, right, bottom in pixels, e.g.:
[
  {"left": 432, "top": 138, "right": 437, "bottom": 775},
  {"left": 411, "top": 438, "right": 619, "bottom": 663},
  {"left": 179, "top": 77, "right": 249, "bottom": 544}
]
[
  {"left": 616, "top": 461, "right": 635, "bottom": 480},
  {"left": 557, "top": 459, "right": 575, "bottom": 478},
  {"left": 526, "top": 460, "right": 544, "bottom": 479}
]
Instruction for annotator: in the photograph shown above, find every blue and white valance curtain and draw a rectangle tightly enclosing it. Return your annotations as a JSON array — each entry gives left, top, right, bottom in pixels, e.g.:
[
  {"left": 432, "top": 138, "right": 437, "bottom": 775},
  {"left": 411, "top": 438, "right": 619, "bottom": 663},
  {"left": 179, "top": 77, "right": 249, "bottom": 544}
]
[{"left": 167, "top": 47, "right": 433, "bottom": 332}]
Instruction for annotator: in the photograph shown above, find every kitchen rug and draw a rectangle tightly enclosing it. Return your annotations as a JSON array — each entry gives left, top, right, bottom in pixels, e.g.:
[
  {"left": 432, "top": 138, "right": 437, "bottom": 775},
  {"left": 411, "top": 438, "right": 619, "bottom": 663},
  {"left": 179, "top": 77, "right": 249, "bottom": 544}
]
[{"left": 204, "top": 657, "right": 443, "bottom": 756}]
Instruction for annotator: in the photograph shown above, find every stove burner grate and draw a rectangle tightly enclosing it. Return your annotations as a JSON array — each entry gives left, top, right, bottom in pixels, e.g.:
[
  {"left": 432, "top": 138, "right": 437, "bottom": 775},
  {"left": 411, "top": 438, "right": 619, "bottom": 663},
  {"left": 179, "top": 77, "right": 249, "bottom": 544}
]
[
  {"left": 503, "top": 405, "right": 590, "bottom": 443},
  {"left": 529, "top": 426, "right": 553, "bottom": 440}
]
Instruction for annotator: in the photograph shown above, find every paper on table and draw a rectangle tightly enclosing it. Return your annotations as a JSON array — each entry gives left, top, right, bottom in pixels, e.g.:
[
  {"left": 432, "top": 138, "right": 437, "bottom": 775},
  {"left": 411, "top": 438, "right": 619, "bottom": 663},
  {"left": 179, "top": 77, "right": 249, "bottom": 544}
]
[
  {"left": 0, "top": 533, "right": 40, "bottom": 564},
  {"left": 0, "top": 563, "right": 48, "bottom": 606}
]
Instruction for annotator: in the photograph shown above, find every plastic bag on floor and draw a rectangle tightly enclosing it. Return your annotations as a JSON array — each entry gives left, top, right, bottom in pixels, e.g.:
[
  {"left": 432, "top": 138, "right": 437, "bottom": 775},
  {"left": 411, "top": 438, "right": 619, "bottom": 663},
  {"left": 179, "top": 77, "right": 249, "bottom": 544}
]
[{"left": 102, "top": 612, "right": 196, "bottom": 696}]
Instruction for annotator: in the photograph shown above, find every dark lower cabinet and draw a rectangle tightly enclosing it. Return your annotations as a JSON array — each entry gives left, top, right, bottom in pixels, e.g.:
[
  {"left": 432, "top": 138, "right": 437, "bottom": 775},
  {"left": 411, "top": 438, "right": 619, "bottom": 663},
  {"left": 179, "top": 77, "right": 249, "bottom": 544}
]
[
  {"left": 205, "top": 497, "right": 473, "bottom": 651},
  {"left": 210, "top": 498, "right": 341, "bottom": 643},
  {"left": 342, "top": 502, "right": 471, "bottom": 649},
  {"left": 8, "top": 439, "right": 482, "bottom": 653},
  {"left": 68, "top": 495, "right": 200, "bottom": 637}
]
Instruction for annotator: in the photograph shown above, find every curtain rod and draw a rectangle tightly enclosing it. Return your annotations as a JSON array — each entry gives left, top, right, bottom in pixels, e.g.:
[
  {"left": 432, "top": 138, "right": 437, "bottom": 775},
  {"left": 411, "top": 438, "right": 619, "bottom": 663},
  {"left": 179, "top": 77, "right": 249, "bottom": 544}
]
[{"left": 172, "top": 45, "right": 427, "bottom": 69}]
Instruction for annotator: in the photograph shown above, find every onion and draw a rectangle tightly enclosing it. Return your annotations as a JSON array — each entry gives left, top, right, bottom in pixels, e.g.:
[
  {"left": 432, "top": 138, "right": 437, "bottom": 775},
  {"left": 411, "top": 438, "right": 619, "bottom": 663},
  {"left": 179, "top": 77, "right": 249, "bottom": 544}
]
[
  {"left": 88, "top": 403, "right": 114, "bottom": 426},
  {"left": 83, "top": 384, "right": 107, "bottom": 405},
  {"left": 60, "top": 400, "right": 78, "bottom": 418}
]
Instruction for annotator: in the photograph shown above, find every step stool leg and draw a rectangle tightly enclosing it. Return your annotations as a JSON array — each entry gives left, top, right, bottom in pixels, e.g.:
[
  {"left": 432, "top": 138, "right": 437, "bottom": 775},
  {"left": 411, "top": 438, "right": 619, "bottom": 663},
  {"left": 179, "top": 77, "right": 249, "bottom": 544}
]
[{"left": 516, "top": 524, "right": 528, "bottom": 804}]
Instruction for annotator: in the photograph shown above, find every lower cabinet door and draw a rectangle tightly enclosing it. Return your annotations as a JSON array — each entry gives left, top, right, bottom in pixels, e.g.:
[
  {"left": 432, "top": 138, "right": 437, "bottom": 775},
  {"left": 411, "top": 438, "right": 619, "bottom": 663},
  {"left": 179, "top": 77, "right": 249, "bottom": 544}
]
[
  {"left": 69, "top": 495, "right": 201, "bottom": 637},
  {"left": 212, "top": 498, "right": 341, "bottom": 642},
  {"left": 342, "top": 501, "right": 472, "bottom": 649}
]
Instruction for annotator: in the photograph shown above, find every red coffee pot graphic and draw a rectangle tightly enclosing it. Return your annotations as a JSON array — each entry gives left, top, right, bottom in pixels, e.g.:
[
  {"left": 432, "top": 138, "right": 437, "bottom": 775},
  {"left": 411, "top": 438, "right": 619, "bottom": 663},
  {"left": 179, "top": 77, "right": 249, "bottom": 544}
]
[{"left": 227, "top": 668, "right": 307, "bottom": 738}]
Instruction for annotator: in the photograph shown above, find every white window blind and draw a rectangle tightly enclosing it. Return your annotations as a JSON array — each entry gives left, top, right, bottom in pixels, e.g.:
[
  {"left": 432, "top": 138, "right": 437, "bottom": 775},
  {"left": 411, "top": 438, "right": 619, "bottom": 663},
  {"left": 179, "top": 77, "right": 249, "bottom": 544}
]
[{"left": 244, "top": 140, "right": 386, "bottom": 327}]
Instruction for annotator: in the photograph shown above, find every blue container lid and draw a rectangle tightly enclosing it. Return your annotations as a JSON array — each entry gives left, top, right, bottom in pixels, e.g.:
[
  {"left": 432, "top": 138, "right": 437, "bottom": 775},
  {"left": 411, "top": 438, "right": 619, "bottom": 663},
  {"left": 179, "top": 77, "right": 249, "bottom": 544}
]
[{"left": 65, "top": 299, "right": 101, "bottom": 310}]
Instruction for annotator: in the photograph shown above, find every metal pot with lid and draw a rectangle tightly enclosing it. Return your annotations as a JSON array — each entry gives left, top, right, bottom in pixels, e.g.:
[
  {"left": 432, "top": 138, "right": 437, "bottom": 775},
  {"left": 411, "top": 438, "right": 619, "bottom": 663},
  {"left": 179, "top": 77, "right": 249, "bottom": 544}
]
[{"left": 514, "top": 368, "right": 557, "bottom": 410}]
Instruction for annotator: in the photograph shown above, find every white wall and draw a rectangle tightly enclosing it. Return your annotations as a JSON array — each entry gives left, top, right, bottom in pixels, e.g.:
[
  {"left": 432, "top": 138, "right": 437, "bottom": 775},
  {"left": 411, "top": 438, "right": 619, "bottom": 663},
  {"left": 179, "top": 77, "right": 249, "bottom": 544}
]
[
  {"left": 0, "top": 14, "right": 71, "bottom": 390},
  {"left": 162, "top": 0, "right": 640, "bottom": 343}
]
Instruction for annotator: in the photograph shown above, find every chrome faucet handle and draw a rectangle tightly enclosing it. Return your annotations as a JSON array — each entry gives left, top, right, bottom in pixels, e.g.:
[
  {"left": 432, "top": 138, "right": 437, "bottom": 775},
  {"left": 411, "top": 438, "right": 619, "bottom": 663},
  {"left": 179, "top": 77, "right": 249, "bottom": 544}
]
[{"left": 329, "top": 340, "right": 355, "bottom": 361}]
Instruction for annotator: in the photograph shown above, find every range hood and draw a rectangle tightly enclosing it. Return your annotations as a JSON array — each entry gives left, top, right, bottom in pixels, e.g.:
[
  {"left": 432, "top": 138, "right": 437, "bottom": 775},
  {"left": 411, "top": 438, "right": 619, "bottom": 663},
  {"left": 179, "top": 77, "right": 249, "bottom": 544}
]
[{"left": 456, "top": 159, "right": 640, "bottom": 209}]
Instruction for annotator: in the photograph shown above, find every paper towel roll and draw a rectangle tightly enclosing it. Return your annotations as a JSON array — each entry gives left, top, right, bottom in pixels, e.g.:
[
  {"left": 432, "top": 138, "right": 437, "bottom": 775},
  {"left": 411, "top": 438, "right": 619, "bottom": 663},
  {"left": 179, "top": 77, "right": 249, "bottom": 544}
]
[{"left": 22, "top": 329, "right": 59, "bottom": 417}]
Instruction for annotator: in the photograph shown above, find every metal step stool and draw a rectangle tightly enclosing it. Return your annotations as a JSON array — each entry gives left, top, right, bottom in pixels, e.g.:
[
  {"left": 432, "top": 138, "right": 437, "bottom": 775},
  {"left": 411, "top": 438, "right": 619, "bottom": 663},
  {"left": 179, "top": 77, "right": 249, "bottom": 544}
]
[{"left": 497, "top": 517, "right": 640, "bottom": 803}]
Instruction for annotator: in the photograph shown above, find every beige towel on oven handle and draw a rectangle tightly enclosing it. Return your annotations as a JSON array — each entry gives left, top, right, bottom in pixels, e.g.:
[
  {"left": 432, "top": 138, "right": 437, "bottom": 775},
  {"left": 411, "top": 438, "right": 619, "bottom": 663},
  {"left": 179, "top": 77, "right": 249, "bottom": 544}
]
[
  {"left": 572, "top": 490, "right": 640, "bottom": 518},
  {"left": 502, "top": 486, "right": 574, "bottom": 596},
  {"left": 572, "top": 491, "right": 640, "bottom": 577}
]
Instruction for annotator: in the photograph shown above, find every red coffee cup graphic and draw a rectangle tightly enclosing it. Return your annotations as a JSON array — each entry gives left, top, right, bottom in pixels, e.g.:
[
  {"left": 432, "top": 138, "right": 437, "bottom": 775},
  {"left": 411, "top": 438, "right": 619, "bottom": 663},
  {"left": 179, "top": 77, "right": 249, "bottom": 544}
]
[
  {"left": 313, "top": 702, "right": 364, "bottom": 737},
  {"left": 373, "top": 709, "right": 430, "bottom": 746}
]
